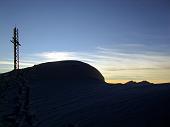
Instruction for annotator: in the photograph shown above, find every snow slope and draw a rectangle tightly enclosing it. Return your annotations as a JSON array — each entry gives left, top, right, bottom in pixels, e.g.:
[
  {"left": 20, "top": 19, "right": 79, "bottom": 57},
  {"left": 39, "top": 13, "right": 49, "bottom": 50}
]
[
  {"left": 1, "top": 61, "right": 170, "bottom": 127},
  {"left": 29, "top": 80, "right": 170, "bottom": 127}
]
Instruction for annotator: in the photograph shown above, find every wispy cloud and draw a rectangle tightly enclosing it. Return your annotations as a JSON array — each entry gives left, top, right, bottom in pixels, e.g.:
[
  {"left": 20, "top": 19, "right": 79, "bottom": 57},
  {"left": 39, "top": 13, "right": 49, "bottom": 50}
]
[
  {"left": 0, "top": 61, "right": 13, "bottom": 65},
  {"left": 0, "top": 60, "right": 35, "bottom": 66},
  {"left": 35, "top": 51, "right": 76, "bottom": 60},
  {"left": 1, "top": 46, "right": 170, "bottom": 83}
]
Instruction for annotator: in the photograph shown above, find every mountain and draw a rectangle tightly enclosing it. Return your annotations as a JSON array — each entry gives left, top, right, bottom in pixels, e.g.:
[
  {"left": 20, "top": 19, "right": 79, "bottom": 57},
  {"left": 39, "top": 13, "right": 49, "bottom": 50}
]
[
  {"left": 138, "top": 80, "right": 154, "bottom": 85},
  {"left": 25, "top": 60, "right": 105, "bottom": 82},
  {"left": 125, "top": 80, "right": 137, "bottom": 85},
  {"left": 0, "top": 60, "right": 170, "bottom": 127},
  {"left": 124, "top": 80, "right": 153, "bottom": 85}
]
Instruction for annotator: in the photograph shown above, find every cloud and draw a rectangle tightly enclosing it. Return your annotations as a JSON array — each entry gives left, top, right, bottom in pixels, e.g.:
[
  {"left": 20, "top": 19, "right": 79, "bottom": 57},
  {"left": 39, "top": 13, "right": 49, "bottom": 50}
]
[
  {"left": 33, "top": 47, "right": 170, "bottom": 73},
  {"left": 35, "top": 51, "right": 96, "bottom": 64},
  {"left": 1, "top": 46, "right": 170, "bottom": 83},
  {"left": 0, "top": 61, "right": 13, "bottom": 65},
  {"left": 35, "top": 51, "right": 76, "bottom": 60},
  {"left": 0, "top": 60, "right": 34, "bottom": 66},
  {"left": 0, "top": 60, "right": 36, "bottom": 72}
]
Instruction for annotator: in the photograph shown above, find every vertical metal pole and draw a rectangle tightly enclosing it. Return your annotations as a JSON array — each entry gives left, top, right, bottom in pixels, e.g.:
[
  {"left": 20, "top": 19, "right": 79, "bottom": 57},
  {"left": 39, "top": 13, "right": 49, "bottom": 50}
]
[
  {"left": 16, "top": 28, "right": 19, "bottom": 69},
  {"left": 14, "top": 27, "right": 17, "bottom": 70},
  {"left": 11, "top": 27, "right": 21, "bottom": 70}
]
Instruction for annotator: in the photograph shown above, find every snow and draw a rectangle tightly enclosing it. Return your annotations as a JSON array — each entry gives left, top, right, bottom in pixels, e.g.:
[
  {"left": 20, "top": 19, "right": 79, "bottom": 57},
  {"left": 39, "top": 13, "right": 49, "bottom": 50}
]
[
  {"left": 28, "top": 80, "right": 170, "bottom": 127},
  {"left": 1, "top": 61, "right": 170, "bottom": 127},
  {"left": 1, "top": 79, "right": 170, "bottom": 127}
]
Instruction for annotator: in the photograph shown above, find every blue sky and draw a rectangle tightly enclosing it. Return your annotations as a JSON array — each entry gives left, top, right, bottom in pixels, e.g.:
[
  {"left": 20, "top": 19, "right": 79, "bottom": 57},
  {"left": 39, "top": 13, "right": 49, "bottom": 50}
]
[{"left": 0, "top": 0, "right": 170, "bottom": 83}]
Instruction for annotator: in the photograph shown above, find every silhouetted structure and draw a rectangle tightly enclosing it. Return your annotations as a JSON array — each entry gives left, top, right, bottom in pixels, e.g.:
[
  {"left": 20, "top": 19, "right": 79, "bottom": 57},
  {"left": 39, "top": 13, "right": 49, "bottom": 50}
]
[{"left": 11, "top": 27, "right": 21, "bottom": 70}]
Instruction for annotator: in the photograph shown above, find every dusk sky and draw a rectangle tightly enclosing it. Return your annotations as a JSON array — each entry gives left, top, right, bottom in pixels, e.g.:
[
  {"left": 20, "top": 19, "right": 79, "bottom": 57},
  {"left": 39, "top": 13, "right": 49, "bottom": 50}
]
[{"left": 0, "top": 0, "right": 170, "bottom": 83}]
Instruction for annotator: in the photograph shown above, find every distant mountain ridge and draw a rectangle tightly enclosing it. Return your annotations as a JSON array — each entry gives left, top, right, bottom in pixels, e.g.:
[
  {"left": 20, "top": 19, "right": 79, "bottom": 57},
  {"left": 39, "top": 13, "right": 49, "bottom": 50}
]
[
  {"left": 111, "top": 80, "right": 170, "bottom": 85},
  {"left": 125, "top": 80, "right": 153, "bottom": 85},
  {"left": 0, "top": 61, "right": 170, "bottom": 127},
  {"left": 0, "top": 60, "right": 169, "bottom": 85}
]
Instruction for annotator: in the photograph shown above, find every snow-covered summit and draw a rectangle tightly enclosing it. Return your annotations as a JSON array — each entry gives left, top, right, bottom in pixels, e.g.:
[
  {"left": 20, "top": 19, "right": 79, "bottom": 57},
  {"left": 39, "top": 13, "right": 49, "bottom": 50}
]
[{"left": 26, "top": 60, "right": 105, "bottom": 82}]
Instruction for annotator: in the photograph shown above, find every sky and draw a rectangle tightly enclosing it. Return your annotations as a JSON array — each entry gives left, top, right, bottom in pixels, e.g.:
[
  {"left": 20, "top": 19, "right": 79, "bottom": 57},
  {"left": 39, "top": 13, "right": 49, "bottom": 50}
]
[{"left": 0, "top": 0, "right": 170, "bottom": 83}]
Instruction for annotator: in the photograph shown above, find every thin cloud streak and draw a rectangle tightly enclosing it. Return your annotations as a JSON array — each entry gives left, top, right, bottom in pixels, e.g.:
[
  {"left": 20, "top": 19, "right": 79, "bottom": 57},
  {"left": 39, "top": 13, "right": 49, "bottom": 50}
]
[
  {"left": 1, "top": 46, "right": 170, "bottom": 83},
  {"left": 0, "top": 61, "right": 13, "bottom": 65},
  {"left": 32, "top": 47, "right": 170, "bottom": 83},
  {"left": 105, "top": 67, "right": 169, "bottom": 72},
  {"left": 0, "top": 60, "right": 34, "bottom": 66}
]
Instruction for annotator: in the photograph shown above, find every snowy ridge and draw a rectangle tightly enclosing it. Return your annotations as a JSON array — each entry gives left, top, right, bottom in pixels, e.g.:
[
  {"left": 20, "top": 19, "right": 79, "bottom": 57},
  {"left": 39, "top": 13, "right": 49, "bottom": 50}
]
[{"left": 0, "top": 61, "right": 170, "bottom": 127}]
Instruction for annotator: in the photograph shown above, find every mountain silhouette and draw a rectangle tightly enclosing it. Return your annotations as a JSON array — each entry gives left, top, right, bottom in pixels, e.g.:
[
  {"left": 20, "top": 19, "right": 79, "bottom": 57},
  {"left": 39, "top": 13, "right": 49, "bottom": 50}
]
[
  {"left": 0, "top": 61, "right": 170, "bottom": 127},
  {"left": 24, "top": 60, "right": 104, "bottom": 82},
  {"left": 125, "top": 80, "right": 153, "bottom": 85}
]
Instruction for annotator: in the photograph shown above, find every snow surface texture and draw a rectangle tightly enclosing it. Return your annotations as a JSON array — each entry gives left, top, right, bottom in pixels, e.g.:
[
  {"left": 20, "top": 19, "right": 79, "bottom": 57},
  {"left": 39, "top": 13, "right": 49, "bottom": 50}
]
[
  {"left": 1, "top": 60, "right": 170, "bottom": 127},
  {"left": 30, "top": 81, "right": 170, "bottom": 127}
]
